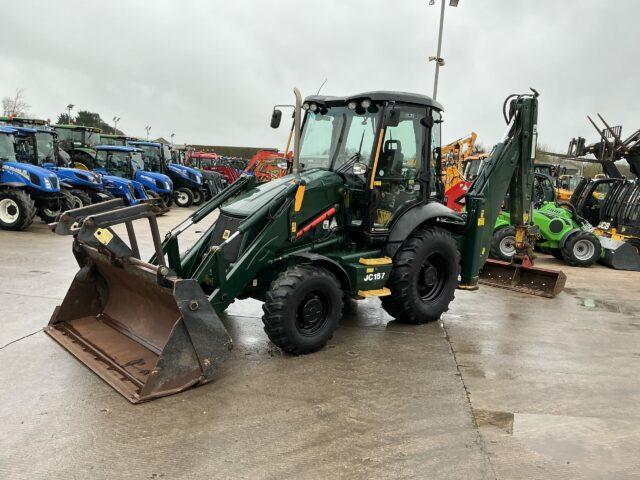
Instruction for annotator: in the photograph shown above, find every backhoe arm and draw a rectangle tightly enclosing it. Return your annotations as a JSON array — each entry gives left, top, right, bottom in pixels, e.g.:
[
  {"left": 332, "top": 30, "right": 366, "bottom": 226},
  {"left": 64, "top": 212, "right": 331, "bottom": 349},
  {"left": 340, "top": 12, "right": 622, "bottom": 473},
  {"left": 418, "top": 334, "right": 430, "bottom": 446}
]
[{"left": 460, "top": 92, "right": 538, "bottom": 288}]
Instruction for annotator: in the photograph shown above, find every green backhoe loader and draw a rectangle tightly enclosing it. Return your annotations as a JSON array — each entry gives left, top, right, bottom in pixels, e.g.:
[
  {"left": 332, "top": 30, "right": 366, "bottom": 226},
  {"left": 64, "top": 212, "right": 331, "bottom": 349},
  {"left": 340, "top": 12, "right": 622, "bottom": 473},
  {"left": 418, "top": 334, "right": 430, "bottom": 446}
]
[{"left": 45, "top": 89, "right": 565, "bottom": 403}]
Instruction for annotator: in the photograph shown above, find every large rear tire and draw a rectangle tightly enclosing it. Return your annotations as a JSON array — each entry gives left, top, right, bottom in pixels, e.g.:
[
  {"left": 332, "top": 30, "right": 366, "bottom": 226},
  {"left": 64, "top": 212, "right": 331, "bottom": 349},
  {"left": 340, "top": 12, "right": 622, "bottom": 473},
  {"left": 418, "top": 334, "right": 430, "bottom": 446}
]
[
  {"left": 262, "top": 265, "right": 343, "bottom": 354},
  {"left": 174, "top": 187, "right": 193, "bottom": 208},
  {"left": 0, "top": 189, "right": 36, "bottom": 231},
  {"left": 382, "top": 225, "right": 459, "bottom": 324},
  {"left": 561, "top": 231, "right": 600, "bottom": 267},
  {"left": 490, "top": 226, "right": 516, "bottom": 261}
]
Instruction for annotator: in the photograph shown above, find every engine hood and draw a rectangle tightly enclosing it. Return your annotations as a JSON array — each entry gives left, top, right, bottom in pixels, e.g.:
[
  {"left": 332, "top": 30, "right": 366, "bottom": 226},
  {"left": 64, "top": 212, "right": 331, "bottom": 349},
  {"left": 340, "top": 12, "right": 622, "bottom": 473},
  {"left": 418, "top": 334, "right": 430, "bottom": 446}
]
[
  {"left": 49, "top": 166, "right": 102, "bottom": 184},
  {"left": 221, "top": 169, "right": 343, "bottom": 217},
  {"left": 102, "top": 174, "right": 133, "bottom": 188},
  {"left": 135, "top": 170, "right": 172, "bottom": 184}
]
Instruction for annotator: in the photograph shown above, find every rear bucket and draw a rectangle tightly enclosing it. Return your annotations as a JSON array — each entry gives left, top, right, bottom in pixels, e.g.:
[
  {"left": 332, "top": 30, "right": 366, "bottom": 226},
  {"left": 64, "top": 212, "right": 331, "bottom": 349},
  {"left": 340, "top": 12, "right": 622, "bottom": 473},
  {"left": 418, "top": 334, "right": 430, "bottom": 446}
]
[
  {"left": 479, "top": 259, "right": 567, "bottom": 298},
  {"left": 598, "top": 237, "right": 640, "bottom": 271},
  {"left": 44, "top": 248, "right": 232, "bottom": 403}
]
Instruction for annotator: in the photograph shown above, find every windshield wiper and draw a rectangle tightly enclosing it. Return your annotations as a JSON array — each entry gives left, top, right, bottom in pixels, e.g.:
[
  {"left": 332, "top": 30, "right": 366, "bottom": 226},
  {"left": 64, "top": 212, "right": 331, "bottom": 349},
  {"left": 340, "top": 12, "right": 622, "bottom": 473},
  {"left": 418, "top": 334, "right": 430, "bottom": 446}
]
[{"left": 335, "top": 130, "right": 366, "bottom": 174}]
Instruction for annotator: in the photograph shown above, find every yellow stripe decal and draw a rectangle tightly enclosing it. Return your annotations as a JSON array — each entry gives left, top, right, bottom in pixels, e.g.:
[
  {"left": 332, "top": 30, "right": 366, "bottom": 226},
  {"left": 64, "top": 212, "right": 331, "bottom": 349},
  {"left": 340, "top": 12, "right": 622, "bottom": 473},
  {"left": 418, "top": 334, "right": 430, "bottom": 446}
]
[
  {"left": 294, "top": 184, "right": 305, "bottom": 212},
  {"left": 369, "top": 128, "right": 385, "bottom": 190}
]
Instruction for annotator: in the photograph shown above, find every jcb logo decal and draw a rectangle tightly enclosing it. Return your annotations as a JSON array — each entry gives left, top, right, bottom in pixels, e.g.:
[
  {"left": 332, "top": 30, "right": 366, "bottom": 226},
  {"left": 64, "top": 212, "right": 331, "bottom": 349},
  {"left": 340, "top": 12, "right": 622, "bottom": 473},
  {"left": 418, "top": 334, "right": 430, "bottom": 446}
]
[
  {"left": 364, "top": 272, "right": 386, "bottom": 282},
  {"left": 222, "top": 230, "right": 231, "bottom": 240}
]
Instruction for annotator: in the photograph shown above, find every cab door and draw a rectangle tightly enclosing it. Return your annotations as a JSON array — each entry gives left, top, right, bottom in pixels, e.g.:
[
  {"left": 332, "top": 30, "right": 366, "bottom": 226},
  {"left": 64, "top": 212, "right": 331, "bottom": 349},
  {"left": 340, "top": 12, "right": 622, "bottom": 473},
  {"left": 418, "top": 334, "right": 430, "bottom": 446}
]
[{"left": 368, "top": 105, "right": 428, "bottom": 232}]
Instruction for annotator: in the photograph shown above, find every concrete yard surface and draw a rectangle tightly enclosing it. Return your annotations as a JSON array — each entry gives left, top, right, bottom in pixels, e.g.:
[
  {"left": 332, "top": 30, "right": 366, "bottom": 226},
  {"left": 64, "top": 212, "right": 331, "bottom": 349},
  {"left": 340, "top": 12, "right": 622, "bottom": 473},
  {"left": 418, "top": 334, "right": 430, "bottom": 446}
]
[{"left": 0, "top": 207, "right": 638, "bottom": 479}]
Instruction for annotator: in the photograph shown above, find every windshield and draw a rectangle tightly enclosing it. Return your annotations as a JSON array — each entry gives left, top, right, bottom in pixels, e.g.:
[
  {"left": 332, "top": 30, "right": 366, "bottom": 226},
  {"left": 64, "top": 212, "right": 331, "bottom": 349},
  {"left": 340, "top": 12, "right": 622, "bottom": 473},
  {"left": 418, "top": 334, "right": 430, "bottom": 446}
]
[
  {"left": 0, "top": 134, "right": 16, "bottom": 161},
  {"left": 135, "top": 144, "right": 164, "bottom": 172},
  {"left": 131, "top": 152, "right": 145, "bottom": 171},
  {"left": 299, "top": 106, "right": 381, "bottom": 171},
  {"left": 100, "top": 135, "right": 127, "bottom": 147},
  {"left": 84, "top": 130, "right": 101, "bottom": 148},
  {"left": 35, "top": 131, "right": 56, "bottom": 163},
  {"left": 55, "top": 128, "right": 83, "bottom": 145},
  {"left": 162, "top": 145, "right": 173, "bottom": 163}
]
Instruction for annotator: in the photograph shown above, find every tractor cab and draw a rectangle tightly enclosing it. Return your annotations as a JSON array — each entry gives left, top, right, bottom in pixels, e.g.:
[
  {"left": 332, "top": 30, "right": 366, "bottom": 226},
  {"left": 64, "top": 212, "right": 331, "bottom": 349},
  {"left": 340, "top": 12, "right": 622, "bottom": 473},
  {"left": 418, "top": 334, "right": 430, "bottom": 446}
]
[
  {"left": 53, "top": 124, "right": 102, "bottom": 170},
  {"left": 99, "top": 134, "right": 130, "bottom": 147},
  {"left": 95, "top": 145, "right": 171, "bottom": 206},
  {"left": 273, "top": 92, "right": 446, "bottom": 241},
  {"left": 130, "top": 141, "right": 206, "bottom": 207}
]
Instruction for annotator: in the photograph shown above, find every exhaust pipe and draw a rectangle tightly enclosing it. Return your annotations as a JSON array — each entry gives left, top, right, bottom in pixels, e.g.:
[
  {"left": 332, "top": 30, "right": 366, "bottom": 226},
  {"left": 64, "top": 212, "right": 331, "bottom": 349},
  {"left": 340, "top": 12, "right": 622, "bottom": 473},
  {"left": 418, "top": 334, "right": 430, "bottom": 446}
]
[{"left": 292, "top": 87, "right": 302, "bottom": 174}]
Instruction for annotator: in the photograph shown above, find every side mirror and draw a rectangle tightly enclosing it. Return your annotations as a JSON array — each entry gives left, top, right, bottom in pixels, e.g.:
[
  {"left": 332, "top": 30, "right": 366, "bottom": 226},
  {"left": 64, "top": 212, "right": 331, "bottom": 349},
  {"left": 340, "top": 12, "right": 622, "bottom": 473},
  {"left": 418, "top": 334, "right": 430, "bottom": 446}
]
[
  {"left": 353, "top": 162, "right": 367, "bottom": 176},
  {"left": 270, "top": 109, "right": 283, "bottom": 129}
]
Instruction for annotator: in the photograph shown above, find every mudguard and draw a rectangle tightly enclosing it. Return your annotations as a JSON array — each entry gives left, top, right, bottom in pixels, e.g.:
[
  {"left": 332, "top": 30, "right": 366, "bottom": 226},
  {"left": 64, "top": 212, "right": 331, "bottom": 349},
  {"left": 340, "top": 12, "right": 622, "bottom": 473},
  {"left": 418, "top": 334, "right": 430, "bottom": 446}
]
[{"left": 385, "top": 202, "right": 464, "bottom": 257}]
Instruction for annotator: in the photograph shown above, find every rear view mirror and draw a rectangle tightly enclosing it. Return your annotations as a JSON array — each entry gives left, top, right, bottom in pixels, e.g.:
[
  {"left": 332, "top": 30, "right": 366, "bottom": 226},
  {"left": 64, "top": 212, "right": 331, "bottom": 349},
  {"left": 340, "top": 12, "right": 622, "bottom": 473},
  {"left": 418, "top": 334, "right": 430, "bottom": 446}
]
[
  {"left": 386, "top": 108, "right": 401, "bottom": 127},
  {"left": 270, "top": 109, "right": 283, "bottom": 129}
]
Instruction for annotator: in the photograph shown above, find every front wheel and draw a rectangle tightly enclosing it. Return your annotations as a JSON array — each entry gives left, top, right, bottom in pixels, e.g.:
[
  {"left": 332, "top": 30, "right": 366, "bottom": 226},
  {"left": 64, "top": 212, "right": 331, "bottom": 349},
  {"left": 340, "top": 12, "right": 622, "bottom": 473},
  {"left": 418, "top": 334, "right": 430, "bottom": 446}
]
[
  {"left": 262, "top": 265, "right": 343, "bottom": 354},
  {"left": 67, "top": 189, "right": 92, "bottom": 209},
  {"left": 191, "top": 189, "right": 203, "bottom": 205},
  {"left": 0, "top": 189, "right": 36, "bottom": 231},
  {"left": 382, "top": 225, "right": 460, "bottom": 324},
  {"left": 37, "top": 190, "right": 75, "bottom": 223},
  {"left": 174, "top": 187, "right": 194, "bottom": 208},
  {"left": 490, "top": 226, "right": 516, "bottom": 261},
  {"left": 561, "top": 231, "right": 600, "bottom": 267}
]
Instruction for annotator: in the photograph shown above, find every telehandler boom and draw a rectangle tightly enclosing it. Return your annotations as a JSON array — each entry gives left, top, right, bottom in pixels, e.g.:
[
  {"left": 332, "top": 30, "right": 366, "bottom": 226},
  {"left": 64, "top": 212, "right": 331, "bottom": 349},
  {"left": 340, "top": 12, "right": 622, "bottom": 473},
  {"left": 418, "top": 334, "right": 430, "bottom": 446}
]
[{"left": 45, "top": 89, "right": 565, "bottom": 403}]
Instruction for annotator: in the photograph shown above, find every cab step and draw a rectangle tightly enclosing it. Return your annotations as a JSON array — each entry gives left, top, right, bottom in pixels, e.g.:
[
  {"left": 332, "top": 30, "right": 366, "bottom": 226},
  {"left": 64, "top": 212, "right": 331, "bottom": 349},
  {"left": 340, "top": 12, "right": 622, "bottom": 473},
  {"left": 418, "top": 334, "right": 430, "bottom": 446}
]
[{"left": 357, "top": 287, "right": 392, "bottom": 298}]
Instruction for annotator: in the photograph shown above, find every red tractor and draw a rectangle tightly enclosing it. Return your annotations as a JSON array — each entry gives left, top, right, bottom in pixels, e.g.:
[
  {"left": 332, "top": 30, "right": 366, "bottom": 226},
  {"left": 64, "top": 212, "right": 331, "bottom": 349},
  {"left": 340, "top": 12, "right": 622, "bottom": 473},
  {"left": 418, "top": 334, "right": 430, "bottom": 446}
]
[{"left": 185, "top": 151, "right": 242, "bottom": 186}]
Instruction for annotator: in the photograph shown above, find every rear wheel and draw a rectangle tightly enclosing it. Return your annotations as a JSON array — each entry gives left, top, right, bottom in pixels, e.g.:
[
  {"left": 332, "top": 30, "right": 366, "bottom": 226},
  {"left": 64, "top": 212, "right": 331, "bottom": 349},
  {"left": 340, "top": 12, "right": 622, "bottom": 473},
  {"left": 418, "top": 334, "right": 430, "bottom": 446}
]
[
  {"left": 490, "top": 226, "right": 516, "bottom": 261},
  {"left": 262, "top": 265, "right": 343, "bottom": 354},
  {"left": 562, "top": 231, "right": 600, "bottom": 267},
  {"left": 382, "top": 225, "right": 459, "bottom": 324},
  {"left": 174, "top": 187, "right": 194, "bottom": 208},
  {"left": 0, "top": 189, "right": 36, "bottom": 231}
]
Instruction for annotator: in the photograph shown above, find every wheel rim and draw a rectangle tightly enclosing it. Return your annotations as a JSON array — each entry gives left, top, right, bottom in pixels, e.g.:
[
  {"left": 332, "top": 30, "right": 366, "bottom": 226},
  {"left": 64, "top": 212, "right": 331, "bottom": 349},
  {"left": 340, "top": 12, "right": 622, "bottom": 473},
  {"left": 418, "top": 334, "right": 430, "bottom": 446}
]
[
  {"left": 193, "top": 191, "right": 201, "bottom": 203},
  {"left": 499, "top": 235, "right": 516, "bottom": 257},
  {"left": 0, "top": 198, "right": 19, "bottom": 224},
  {"left": 417, "top": 253, "right": 446, "bottom": 302},
  {"left": 573, "top": 239, "right": 595, "bottom": 260},
  {"left": 296, "top": 292, "right": 328, "bottom": 336},
  {"left": 176, "top": 192, "right": 188, "bottom": 205},
  {"left": 70, "top": 195, "right": 83, "bottom": 209}
]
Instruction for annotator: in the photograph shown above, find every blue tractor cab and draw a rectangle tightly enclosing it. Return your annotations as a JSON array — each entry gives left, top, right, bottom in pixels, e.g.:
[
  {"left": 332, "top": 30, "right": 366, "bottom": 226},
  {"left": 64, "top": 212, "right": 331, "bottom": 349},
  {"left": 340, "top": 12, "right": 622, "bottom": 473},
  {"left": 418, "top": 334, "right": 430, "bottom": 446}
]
[
  {"left": 0, "top": 126, "right": 69, "bottom": 230},
  {"left": 7, "top": 122, "right": 109, "bottom": 208},
  {"left": 95, "top": 145, "right": 173, "bottom": 208},
  {"left": 129, "top": 141, "right": 205, "bottom": 208}
]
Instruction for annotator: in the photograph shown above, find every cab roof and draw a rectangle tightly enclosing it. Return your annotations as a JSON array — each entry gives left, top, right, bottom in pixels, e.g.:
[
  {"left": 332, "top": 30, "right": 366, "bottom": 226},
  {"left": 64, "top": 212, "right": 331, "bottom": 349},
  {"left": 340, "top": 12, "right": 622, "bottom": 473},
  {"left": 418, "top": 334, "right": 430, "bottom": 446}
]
[
  {"left": 0, "top": 125, "right": 17, "bottom": 134},
  {"left": 304, "top": 91, "right": 443, "bottom": 111},
  {"left": 53, "top": 124, "right": 102, "bottom": 133},
  {"left": 129, "top": 141, "right": 162, "bottom": 148},
  {"left": 96, "top": 145, "right": 139, "bottom": 152}
]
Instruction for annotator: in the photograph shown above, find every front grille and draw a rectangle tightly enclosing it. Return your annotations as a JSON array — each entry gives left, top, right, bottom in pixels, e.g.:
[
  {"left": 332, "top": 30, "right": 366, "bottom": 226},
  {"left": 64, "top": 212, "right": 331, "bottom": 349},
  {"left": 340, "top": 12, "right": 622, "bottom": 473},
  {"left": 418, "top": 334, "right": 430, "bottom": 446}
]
[
  {"left": 210, "top": 213, "right": 244, "bottom": 263},
  {"left": 155, "top": 179, "right": 165, "bottom": 189},
  {"left": 128, "top": 183, "right": 136, "bottom": 198},
  {"left": 50, "top": 176, "right": 59, "bottom": 189}
]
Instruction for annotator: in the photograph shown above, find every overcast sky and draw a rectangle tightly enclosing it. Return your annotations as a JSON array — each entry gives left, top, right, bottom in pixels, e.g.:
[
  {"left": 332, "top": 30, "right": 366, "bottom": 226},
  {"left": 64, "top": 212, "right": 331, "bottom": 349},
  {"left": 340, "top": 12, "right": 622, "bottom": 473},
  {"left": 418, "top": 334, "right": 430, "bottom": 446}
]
[{"left": 1, "top": 0, "right": 638, "bottom": 151}]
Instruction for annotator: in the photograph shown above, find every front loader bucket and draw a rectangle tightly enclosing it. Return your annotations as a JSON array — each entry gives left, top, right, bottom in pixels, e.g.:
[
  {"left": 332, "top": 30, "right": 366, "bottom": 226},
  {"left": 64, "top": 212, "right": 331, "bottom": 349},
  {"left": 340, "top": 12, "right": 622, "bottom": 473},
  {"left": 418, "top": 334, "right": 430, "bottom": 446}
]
[
  {"left": 479, "top": 259, "right": 566, "bottom": 298},
  {"left": 45, "top": 200, "right": 231, "bottom": 403},
  {"left": 598, "top": 237, "right": 640, "bottom": 271}
]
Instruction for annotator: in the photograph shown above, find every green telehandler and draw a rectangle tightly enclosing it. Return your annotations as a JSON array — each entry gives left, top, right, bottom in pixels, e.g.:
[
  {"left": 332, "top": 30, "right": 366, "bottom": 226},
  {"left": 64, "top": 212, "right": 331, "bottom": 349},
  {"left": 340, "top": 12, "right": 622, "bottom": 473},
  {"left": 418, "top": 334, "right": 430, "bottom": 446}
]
[{"left": 45, "top": 89, "right": 565, "bottom": 403}]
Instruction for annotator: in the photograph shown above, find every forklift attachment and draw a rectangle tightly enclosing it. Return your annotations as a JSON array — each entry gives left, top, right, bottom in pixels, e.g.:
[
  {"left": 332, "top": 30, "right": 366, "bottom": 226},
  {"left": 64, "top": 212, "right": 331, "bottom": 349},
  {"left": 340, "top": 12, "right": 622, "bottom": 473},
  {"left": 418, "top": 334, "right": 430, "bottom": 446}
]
[
  {"left": 45, "top": 201, "right": 232, "bottom": 403},
  {"left": 479, "top": 258, "right": 567, "bottom": 298},
  {"left": 598, "top": 237, "right": 640, "bottom": 271}
]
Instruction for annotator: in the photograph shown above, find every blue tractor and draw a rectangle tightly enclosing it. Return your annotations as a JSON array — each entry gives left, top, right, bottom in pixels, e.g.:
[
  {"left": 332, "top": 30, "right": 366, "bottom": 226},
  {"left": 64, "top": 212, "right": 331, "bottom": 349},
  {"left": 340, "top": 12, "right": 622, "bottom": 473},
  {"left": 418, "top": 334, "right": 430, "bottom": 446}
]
[
  {"left": 0, "top": 126, "right": 70, "bottom": 230},
  {"left": 129, "top": 141, "right": 205, "bottom": 207},
  {"left": 95, "top": 145, "right": 173, "bottom": 208},
  {"left": 4, "top": 120, "right": 109, "bottom": 208}
]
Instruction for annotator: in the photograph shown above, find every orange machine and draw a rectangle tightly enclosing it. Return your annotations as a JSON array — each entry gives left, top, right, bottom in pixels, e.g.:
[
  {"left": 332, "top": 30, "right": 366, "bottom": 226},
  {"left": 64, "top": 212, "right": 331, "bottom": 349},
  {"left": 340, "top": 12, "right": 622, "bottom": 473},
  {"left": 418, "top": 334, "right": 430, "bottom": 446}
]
[
  {"left": 441, "top": 133, "right": 488, "bottom": 211},
  {"left": 245, "top": 149, "right": 290, "bottom": 182}
]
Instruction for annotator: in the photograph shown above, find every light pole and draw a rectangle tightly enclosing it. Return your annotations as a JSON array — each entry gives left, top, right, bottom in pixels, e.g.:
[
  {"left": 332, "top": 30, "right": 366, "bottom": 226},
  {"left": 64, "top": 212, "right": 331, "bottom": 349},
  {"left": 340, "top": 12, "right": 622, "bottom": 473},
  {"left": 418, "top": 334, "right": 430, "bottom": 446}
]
[
  {"left": 428, "top": 0, "right": 459, "bottom": 100},
  {"left": 145, "top": 125, "right": 151, "bottom": 140},
  {"left": 170, "top": 133, "right": 175, "bottom": 145},
  {"left": 113, "top": 116, "right": 121, "bottom": 133},
  {"left": 66, "top": 104, "right": 74, "bottom": 124}
]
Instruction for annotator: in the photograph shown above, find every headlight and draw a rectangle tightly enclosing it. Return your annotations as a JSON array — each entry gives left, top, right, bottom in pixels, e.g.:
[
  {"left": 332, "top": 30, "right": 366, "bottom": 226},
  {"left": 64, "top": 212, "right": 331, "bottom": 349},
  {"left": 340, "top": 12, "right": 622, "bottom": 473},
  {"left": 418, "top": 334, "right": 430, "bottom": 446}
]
[
  {"left": 165, "top": 182, "right": 171, "bottom": 189},
  {"left": 309, "top": 103, "right": 318, "bottom": 112},
  {"left": 347, "top": 101, "right": 357, "bottom": 110},
  {"left": 302, "top": 103, "right": 310, "bottom": 111},
  {"left": 44, "top": 178, "right": 52, "bottom": 189},
  {"left": 361, "top": 99, "right": 371, "bottom": 109}
]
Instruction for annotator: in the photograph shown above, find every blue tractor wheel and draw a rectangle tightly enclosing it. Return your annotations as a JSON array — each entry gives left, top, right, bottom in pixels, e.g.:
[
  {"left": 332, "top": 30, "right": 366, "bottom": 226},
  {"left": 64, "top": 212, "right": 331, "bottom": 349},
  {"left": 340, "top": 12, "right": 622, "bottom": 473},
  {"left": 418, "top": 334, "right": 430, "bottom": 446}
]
[{"left": 0, "top": 189, "right": 37, "bottom": 231}]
